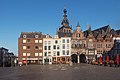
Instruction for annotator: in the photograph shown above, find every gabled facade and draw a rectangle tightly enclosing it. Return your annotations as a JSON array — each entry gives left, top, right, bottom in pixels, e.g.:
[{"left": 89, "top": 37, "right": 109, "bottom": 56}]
[
  {"left": 85, "top": 27, "right": 97, "bottom": 61},
  {"left": 71, "top": 23, "right": 86, "bottom": 63}
]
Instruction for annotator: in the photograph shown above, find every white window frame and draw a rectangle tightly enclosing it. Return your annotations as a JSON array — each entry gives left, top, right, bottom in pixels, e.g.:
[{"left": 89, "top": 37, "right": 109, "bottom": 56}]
[
  {"left": 23, "top": 46, "right": 26, "bottom": 50},
  {"left": 35, "top": 40, "right": 39, "bottom": 43},
  {"left": 39, "top": 40, "right": 42, "bottom": 43},
  {"left": 35, "top": 53, "right": 38, "bottom": 56},
  {"left": 23, "top": 53, "right": 26, "bottom": 56},
  {"left": 23, "top": 40, "right": 26, "bottom": 43},
  {"left": 27, "top": 53, "right": 30, "bottom": 56},
  {"left": 39, "top": 53, "right": 42, "bottom": 56}
]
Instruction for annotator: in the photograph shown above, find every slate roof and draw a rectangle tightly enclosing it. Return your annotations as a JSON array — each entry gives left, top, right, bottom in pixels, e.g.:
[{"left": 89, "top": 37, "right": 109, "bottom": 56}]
[
  {"left": 83, "top": 25, "right": 111, "bottom": 38},
  {"left": 110, "top": 29, "right": 117, "bottom": 35},
  {"left": 93, "top": 25, "right": 110, "bottom": 32},
  {"left": 116, "top": 29, "right": 120, "bottom": 35},
  {"left": 20, "top": 32, "right": 44, "bottom": 38}
]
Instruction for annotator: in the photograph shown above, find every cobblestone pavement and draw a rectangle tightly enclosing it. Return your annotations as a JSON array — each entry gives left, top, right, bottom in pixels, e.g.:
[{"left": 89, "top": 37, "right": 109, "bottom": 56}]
[{"left": 0, "top": 63, "right": 120, "bottom": 80}]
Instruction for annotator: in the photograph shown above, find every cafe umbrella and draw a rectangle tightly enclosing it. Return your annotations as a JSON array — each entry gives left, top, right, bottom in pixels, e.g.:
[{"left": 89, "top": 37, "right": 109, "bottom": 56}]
[
  {"left": 115, "top": 54, "right": 119, "bottom": 65},
  {"left": 98, "top": 56, "right": 102, "bottom": 65},
  {"left": 106, "top": 55, "right": 109, "bottom": 64}
]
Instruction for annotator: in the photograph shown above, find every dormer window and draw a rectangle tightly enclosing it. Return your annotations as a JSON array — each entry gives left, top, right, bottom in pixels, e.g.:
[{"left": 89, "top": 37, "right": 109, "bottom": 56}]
[
  {"left": 23, "top": 35, "right": 26, "bottom": 38},
  {"left": 35, "top": 35, "right": 38, "bottom": 38}
]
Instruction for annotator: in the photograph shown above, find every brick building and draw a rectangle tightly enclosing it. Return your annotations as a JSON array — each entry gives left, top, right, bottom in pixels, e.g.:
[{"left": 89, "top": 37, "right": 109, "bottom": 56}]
[{"left": 18, "top": 32, "right": 44, "bottom": 65}]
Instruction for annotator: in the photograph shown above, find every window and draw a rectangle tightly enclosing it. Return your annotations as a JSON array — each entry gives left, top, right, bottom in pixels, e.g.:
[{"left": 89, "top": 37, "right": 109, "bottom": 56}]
[
  {"left": 48, "top": 46, "right": 51, "bottom": 50},
  {"left": 27, "top": 46, "right": 30, "bottom": 50},
  {"left": 23, "top": 35, "right": 26, "bottom": 38},
  {"left": 27, "top": 39, "right": 30, "bottom": 43},
  {"left": 55, "top": 40, "right": 58, "bottom": 44},
  {"left": 53, "top": 51, "right": 56, "bottom": 56},
  {"left": 39, "top": 40, "right": 42, "bottom": 43},
  {"left": 35, "top": 53, "right": 38, "bottom": 56},
  {"left": 23, "top": 40, "right": 26, "bottom": 43},
  {"left": 44, "top": 41, "right": 47, "bottom": 44},
  {"left": 27, "top": 53, "right": 30, "bottom": 56},
  {"left": 44, "top": 52, "right": 47, "bottom": 56},
  {"left": 48, "top": 52, "right": 51, "bottom": 56},
  {"left": 39, "top": 47, "right": 42, "bottom": 50},
  {"left": 62, "top": 50, "right": 65, "bottom": 55},
  {"left": 35, "top": 46, "right": 39, "bottom": 50},
  {"left": 88, "top": 43, "right": 93, "bottom": 49},
  {"left": 57, "top": 51, "right": 60, "bottom": 56},
  {"left": 35, "top": 35, "right": 38, "bottom": 38},
  {"left": 23, "top": 53, "right": 26, "bottom": 56},
  {"left": 77, "top": 34, "right": 80, "bottom": 38},
  {"left": 97, "top": 44, "right": 102, "bottom": 48},
  {"left": 39, "top": 53, "right": 42, "bottom": 56},
  {"left": 67, "top": 50, "right": 69, "bottom": 55},
  {"left": 62, "top": 44, "right": 65, "bottom": 49},
  {"left": 62, "top": 39, "right": 65, "bottom": 43},
  {"left": 67, "top": 39, "right": 69, "bottom": 43},
  {"left": 53, "top": 45, "right": 56, "bottom": 49},
  {"left": 23, "top": 46, "right": 26, "bottom": 50},
  {"left": 57, "top": 45, "right": 59, "bottom": 49},
  {"left": 35, "top": 40, "right": 38, "bottom": 43},
  {"left": 44, "top": 46, "right": 47, "bottom": 50},
  {"left": 48, "top": 41, "right": 51, "bottom": 44},
  {"left": 67, "top": 44, "right": 69, "bottom": 49},
  {"left": 106, "top": 44, "right": 111, "bottom": 48}
]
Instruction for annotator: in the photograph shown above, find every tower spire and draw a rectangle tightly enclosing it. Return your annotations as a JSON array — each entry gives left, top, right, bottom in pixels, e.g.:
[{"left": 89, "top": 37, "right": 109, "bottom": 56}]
[
  {"left": 61, "top": 7, "right": 69, "bottom": 26},
  {"left": 63, "top": 6, "right": 67, "bottom": 17},
  {"left": 76, "top": 22, "right": 80, "bottom": 27}
]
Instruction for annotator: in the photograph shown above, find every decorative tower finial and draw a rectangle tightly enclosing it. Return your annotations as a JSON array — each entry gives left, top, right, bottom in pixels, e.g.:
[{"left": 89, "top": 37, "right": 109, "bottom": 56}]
[
  {"left": 61, "top": 7, "right": 69, "bottom": 26},
  {"left": 63, "top": 6, "right": 67, "bottom": 17}
]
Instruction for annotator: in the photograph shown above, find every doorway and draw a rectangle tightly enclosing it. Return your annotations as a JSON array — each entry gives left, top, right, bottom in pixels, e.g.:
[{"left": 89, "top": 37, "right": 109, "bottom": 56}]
[
  {"left": 80, "top": 54, "right": 86, "bottom": 63},
  {"left": 71, "top": 54, "right": 78, "bottom": 63}
]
